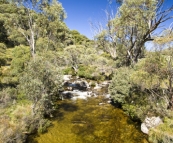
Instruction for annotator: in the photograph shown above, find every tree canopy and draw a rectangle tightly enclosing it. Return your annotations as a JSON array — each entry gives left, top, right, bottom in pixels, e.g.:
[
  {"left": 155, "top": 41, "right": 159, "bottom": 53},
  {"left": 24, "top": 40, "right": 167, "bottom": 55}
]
[{"left": 96, "top": 0, "right": 173, "bottom": 66}]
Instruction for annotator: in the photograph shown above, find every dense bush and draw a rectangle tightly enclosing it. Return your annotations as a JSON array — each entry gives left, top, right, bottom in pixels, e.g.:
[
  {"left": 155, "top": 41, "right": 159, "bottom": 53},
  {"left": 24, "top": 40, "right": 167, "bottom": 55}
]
[
  {"left": 109, "top": 65, "right": 169, "bottom": 120},
  {"left": 0, "top": 43, "right": 7, "bottom": 66},
  {"left": 0, "top": 87, "right": 17, "bottom": 108},
  {"left": 108, "top": 67, "right": 131, "bottom": 104},
  {"left": 63, "top": 66, "right": 76, "bottom": 75},
  {"left": 9, "top": 45, "right": 30, "bottom": 83},
  {"left": 78, "top": 65, "right": 95, "bottom": 79},
  {"left": 18, "top": 56, "right": 63, "bottom": 117},
  {"left": 149, "top": 117, "right": 173, "bottom": 143}
]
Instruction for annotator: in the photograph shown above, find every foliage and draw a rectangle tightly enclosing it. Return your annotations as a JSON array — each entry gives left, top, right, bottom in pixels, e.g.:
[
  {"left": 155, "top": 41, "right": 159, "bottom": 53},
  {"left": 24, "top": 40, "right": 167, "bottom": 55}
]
[
  {"left": 96, "top": 0, "right": 173, "bottom": 66},
  {"left": 37, "top": 119, "right": 52, "bottom": 134},
  {"left": 109, "top": 59, "right": 170, "bottom": 120},
  {"left": 0, "top": 43, "right": 7, "bottom": 66},
  {"left": 78, "top": 65, "right": 96, "bottom": 79},
  {"left": 1, "top": 0, "right": 70, "bottom": 58},
  {"left": 18, "top": 56, "right": 63, "bottom": 116},
  {"left": 71, "top": 30, "right": 91, "bottom": 46},
  {"left": 10, "top": 45, "right": 30, "bottom": 77},
  {"left": 0, "top": 20, "right": 9, "bottom": 45},
  {"left": 63, "top": 45, "right": 84, "bottom": 70},
  {"left": 0, "top": 87, "right": 17, "bottom": 108},
  {"left": 0, "top": 115, "right": 26, "bottom": 143},
  {"left": 149, "top": 117, "right": 173, "bottom": 143},
  {"left": 109, "top": 67, "right": 131, "bottom": 104},
  {"left": 63, "top": 67, "right": 76, "bottom": 75}
]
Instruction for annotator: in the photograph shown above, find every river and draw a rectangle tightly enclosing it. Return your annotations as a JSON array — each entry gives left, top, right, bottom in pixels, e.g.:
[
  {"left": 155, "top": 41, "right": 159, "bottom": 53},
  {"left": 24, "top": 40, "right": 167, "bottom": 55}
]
[{"left": 28, "top": 79, "right": 149, "bottom": 143}]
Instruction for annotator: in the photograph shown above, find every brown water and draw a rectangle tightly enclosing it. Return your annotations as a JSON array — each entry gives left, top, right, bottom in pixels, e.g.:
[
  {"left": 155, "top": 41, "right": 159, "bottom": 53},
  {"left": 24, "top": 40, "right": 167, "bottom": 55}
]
[{"left": 29, "top": 96, "right": 148, "bottom": 143}]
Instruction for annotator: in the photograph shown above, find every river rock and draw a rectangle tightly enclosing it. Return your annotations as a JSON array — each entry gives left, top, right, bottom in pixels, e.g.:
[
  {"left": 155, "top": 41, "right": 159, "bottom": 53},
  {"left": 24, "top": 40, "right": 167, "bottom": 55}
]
[
  {"left": 94, "top": 83, "right": 102, "bottom": 90},
  {"left": 141, "top": 116, "right": 162, "bottom": 134},
  {"left": 64, "top": 80, "right": 90, "bottom": 91},
  {"left": 65, "top": 80, "right": 89, "bottom": 91},
  {"left": 74, "top": 80, "right": 90, "bottom": 89},
  {"left": 63, "top": 75, "right": 72, "bottom": 81},
  {"left": 61, "top": 90, "right": 93, "bottom": 100},
  {"left": 100, "top": 81, "right": 110, "bottom": 87},
  {"left": 104, "top": 94, "right": 111, "bottom": 99},
  {"left": 141, "top": 123, "right": 149, "bottom": 134}
]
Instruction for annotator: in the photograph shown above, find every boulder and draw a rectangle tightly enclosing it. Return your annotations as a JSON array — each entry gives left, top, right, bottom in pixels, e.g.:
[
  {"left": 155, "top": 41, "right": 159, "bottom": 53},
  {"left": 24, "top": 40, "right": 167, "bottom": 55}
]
[
  {"left": 104, "top": 94, "right": 110, "bottom": 99},
  {"left": 141, "top": 123, "right": 149, "bottom": 134},
  {"left": 100, "top": 81, "right": 110, "bottom": 87},
  {"left": 63, "top": 75, "right": 72, "bottom": 81},
  {"left": 61, "top": 90, "right": 93, "bottom": 100},
  {"left": 74, "top": 80, "right": 90, "bottom": 89},
  {"left": 141, "top": 116, "right": 162, "bottom": 134},
  {"left": 94, "top": 83, "right": 102, "bottom": 90}
]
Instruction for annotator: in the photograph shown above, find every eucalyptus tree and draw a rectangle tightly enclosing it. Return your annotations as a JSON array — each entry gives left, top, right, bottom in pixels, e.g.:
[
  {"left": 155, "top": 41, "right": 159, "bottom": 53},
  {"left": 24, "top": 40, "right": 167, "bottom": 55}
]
[
  {"left": 70, "top": 30, "right": 91, "bottom": 46},
  {"left": 3, "top": 0, "right": 68, "bottom": 59},
  {"left": 0, "top": 1, "right": 19, "bottom": 46},
  {"left": 96, "top": 0, "right": 173, "bottom": 66},
  {"left": 64, "top": 45, "right": 84, "bottom": 73}
]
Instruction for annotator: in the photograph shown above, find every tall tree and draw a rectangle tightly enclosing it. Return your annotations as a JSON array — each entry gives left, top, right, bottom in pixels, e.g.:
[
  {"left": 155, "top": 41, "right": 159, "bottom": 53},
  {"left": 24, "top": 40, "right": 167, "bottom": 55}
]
[
  {"left": 96, "top": 0, "right": 173, "bottom": 66},
  {"left": 3, "top": 0, "right": 67, "bottom": 59}
]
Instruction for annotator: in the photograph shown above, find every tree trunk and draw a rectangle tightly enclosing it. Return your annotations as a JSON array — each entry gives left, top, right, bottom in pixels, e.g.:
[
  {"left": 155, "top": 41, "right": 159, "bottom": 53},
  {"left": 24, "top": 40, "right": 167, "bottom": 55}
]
[{"left": 30, "top": 29, "right": 36, "bottom": 61}]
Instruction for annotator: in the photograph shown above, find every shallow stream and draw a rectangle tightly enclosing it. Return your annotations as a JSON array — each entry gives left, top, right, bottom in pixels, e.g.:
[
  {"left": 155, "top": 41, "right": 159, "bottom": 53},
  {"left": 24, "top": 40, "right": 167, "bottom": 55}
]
[
  {"left": 29, "top": 97, "right": 148, "bottom": 143},
  {"left": 28, "top": 79, "right": 149, "bottom": 143}
]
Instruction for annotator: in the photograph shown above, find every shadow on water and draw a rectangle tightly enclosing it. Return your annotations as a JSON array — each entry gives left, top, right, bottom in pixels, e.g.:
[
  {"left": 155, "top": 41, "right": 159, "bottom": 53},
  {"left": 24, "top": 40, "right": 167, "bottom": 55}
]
[
  {"left": 60, "top": 91, "right": 73, "bottom": 99},
  {"left": 57, "top": 102, "right": 78, "bottom": 112},
  {"left": 26, "top": 137, "right": 38, "bottom": 143},
  {"left": 53, "top": 102, "right": 79, "bottom": 121},
  {"left": 53, "top": 110, "right": 64, "bottom": 121}
]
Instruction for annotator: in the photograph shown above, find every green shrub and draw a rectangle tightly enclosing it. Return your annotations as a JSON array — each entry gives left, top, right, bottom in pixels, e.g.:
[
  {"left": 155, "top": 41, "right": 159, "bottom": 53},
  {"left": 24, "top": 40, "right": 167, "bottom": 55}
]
[
  {"left": 63, "top": 67, "right": 75, "bottom": 75},
  {"left": 38, "top": 119, "right": 52, "bottom": 134},
  {"left": 108, "top": 67, "right": 131, "bottom": 104},
  {"left": 77, "top": 65, "right": 106, "bottom": 80},
  {"left": 18, "top": 56, "right": 63, "bottom": 117},
  {"left": 77, "top": 65, "right": 96, "bottom": 79},
  {"left": 0, "top": 43, "right": 7, "bottom": 66},
  {"left": 0, "top": 87, "right": 17, "bottom": 108},
  {"left": 10, "top": 45, "right": 30, "bottom": 81},
  {"left": 149, "top": 117, "right": 173, "bottom": 143}
]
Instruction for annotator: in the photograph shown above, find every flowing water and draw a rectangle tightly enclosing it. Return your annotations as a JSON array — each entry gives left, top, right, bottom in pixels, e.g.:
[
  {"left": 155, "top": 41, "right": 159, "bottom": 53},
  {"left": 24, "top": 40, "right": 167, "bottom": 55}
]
[
  {"left": 28, "top": 80, "right": 149, "bottom": 143},
  {"left": 29, "top": 98, "right": 148, "bottom": 143}
]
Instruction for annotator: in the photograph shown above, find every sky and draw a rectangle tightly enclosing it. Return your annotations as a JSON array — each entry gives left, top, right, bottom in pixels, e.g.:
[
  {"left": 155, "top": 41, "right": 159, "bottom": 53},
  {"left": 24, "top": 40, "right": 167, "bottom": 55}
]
[
  {"left": 58, "top": 0, "right": 173, "bottom": 40},
  {"left": 58, "top": 0, "right": 117, "bottom": 39}
]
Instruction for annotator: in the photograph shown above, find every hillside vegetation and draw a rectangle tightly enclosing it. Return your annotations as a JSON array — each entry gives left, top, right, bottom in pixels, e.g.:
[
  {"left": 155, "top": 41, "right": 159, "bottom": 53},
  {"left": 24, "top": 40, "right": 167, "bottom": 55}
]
[{"left": 0, "top": 0, "right": 173, "bottom": 142}]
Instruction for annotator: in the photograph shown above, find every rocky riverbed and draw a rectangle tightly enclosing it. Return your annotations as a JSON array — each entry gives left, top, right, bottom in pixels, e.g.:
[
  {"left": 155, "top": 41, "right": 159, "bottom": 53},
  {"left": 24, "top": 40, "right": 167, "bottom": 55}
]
[{"left": 28, "top": 76, "right": 149, "bottom": 143}]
